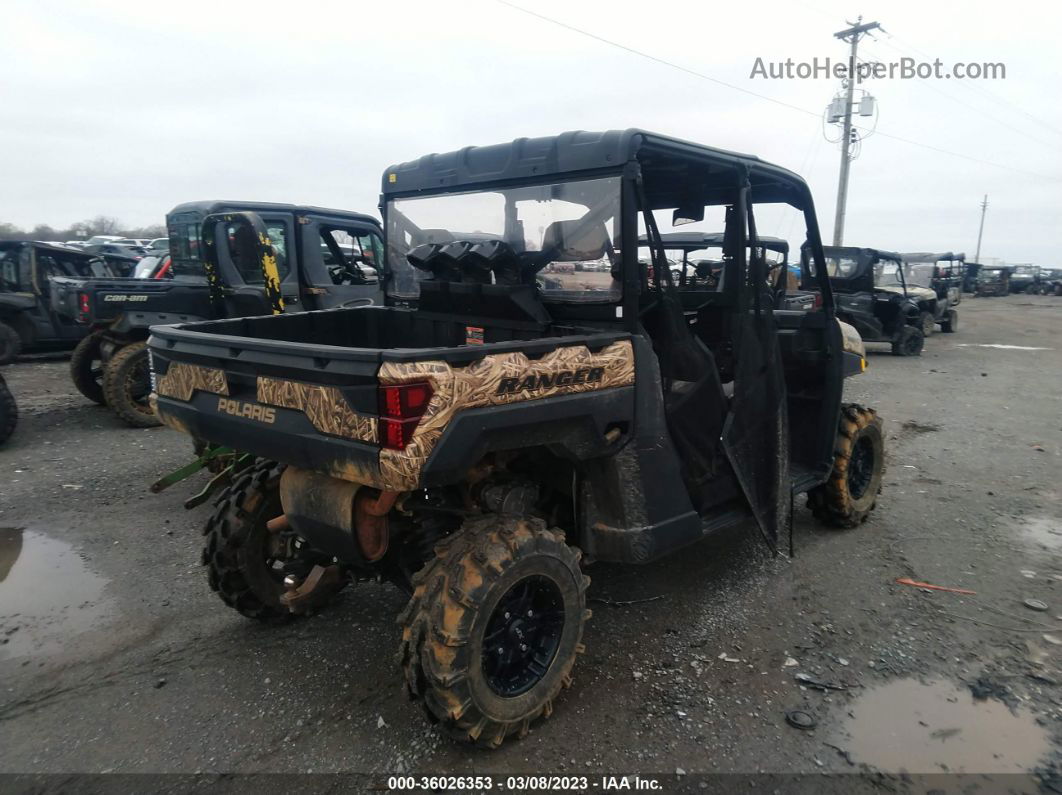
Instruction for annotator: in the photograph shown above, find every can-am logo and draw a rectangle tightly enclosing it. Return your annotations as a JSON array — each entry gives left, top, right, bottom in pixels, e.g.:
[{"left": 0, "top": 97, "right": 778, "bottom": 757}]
[
  {"left": 496, "top": 367, "right": 605, "bottom": 395},
  {"left": 103, "top": 294, "right": 149, "bottom": 302},
  {"left": 217, "top": 398, "right": 276, "bottom": 423}
]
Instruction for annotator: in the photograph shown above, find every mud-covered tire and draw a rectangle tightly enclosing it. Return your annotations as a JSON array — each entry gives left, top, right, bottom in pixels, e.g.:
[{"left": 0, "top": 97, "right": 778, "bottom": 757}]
[
  {"left": 0, "top": 322, "right": 21, "bottom": 365},
  {"left": 70, "top": 332, "right": 106, "bottom": 404},
  {"left": 0, "top": 375, "right": 17, "bottom": 445},
  {"left": 891, "top": 325, "right": 924, "bottom": 356},
  {"left": 808, "top": 404, "right": 885, "bottom": 529},
  {"left": 202, "top": 460, "right": 294, "bottom": 624},
  {"left": 102, "top": 341, "right": 160, "bottom": 427},
  {"left": 398, "top": 515, "right": 589, "bottom": 748},
  {"left": 919, "top": 311, "right": 936, "bottom": 337},
  {"left": 940, "top": 309, "right": 958, "bottom": 333}
]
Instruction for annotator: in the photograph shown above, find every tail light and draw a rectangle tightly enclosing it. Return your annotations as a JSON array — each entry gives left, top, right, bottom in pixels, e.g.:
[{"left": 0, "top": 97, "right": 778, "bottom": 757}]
[
  {"left": 78, "top": 292, "right": 91, "bottom": 323},
  {"left": 814, "top": 292, "right": 823, "bottom": 308},
  {"left": 378, "top": 382, "right": 433, "bottom": 450}
]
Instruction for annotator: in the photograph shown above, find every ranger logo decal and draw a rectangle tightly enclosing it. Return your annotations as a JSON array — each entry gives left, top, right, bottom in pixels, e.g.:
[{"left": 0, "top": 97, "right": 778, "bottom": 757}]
[
  {"left": 217, "top": 398, "right": 276, "bottom": 424},
  {"left": 495, "top": 367, "right": 605, "bottom": 395}
]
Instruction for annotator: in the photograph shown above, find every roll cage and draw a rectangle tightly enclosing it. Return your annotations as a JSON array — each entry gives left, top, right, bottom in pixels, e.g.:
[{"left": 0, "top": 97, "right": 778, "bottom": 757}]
[{"left": 380, "top": 128, "right": 836, "bottom": 330}]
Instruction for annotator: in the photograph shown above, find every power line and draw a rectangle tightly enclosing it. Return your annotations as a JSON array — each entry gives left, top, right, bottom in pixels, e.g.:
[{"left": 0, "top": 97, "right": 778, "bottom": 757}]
[
  {"left": 495, "top": 0, "right": 1061, "bottom": 183},
  {"left": 862, "top": 39, "right": 1061, "bottom": 149}
]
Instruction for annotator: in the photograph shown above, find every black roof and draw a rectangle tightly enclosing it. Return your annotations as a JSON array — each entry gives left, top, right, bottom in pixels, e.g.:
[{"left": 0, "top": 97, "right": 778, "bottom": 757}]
[
  {"left": 822, "top": 245, "right": 902, "bottom": 263},
  {"left": 166, "top": 200, "right": 380, "bottom": 228},
  {"left": 641, "top": 232, "right": 789, "bottom": 255},
  {"left": 0, "top": 239, "right": 96, "bottom": 259},
  {"left": 901, "top": 251, "right": 965, "bottom": 263},
  {"left": 381, "top": 129, "right": 810, "bottom": 205}
]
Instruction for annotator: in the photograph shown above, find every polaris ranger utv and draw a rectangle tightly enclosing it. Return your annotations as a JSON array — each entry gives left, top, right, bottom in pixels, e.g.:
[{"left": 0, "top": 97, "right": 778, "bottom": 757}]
[
  {"left": 149, "top": 129, "right": 885, "bottom": 748},
  {"left": 54, "top": 200, "right": 383, "bottom": 426},
  {"left": 804, "top": 246, "right": 935, "bottom": 355}
]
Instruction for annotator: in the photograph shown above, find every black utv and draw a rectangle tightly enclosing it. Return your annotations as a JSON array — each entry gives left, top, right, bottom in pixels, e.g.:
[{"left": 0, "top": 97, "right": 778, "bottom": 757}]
[
  {"left": 149, "top": 129, "right": 886, "bottom": 748},
  {"left": 53, "top": 200, "right": 384, "bottom": 426},
  {"left": 802, "top": 246, "right": 945, "bottom": 355},
  {"left": 975, "top": 265, "right": 1012, "bottom": 296},
  {"left": 0, "top": 241, "right": 116, "bottom": 364}
]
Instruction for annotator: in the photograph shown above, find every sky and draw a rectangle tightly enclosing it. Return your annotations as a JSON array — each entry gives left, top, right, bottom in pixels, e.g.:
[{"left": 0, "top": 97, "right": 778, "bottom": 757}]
[{"left": 1, "top": 0, "right": 1059, "bottom": 264}]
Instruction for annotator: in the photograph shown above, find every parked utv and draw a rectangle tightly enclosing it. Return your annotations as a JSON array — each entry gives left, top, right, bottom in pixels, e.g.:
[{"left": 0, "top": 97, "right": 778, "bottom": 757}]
[
  {"left": 901, "top": 252, "right": 965, "bottom": 332},
  {"left": 1009, "top": 265, "right": 1040, "bottom": 294},
  {"left": 803, "top": 246, "right": 947, "bottom": 354},
  {"left": 149, "top": 129, "right": 885, "bottom": 748},
  {"left": 1038, "top": 268, "right": 1062, "bottom": 296},
  {"left": 975, "top": 265, "right": 1011, "bottom": 296},
  {"left": 638, "top": 232, "right": 813, "bottom": 311},
  {"left": 53, "top": 200, "right": 383, "bottom": 426},
  {"left": 0, "top": 241, "right": 116, "bottom": 364}
]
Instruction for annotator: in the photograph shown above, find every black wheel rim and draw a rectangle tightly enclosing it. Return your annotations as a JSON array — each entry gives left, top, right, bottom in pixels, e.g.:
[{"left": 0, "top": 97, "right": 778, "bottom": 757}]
[
  {"left": 847, "top": 435, "right": 875, "bottom": 500},
  {"left": 127, "top": 356, "right": 152, "bottom": 409},
  {"left": 482, "top": 575, "right": 565, "bottom": 697}
]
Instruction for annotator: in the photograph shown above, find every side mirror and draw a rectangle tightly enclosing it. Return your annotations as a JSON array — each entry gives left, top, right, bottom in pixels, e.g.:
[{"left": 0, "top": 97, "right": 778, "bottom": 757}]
[{"left": 672, "top": 204, "right": 704, "bottom": 227}]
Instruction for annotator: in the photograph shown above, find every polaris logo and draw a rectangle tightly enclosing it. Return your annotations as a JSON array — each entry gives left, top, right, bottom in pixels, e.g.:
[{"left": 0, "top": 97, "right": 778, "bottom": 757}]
[
  {"left": 217, "top": 398, "right": 276, "bottom": 424},
  {"left": 496, "top": 367, "right": 605, "bottom": 395},
  {"left": 103, "top": 294, "right": 149, "bottom": 302}
]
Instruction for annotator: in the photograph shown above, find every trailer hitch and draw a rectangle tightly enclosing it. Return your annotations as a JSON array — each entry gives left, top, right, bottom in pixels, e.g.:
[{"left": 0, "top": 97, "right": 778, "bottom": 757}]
[{"left": 150, "top": 444, "right": 254, "bottom": 509}]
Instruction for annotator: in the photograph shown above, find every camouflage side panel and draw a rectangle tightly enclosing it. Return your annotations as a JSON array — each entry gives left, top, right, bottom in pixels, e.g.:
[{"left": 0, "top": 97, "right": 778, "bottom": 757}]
[
  {"left": 377, "top": 340, "right": 636, "bottom": 491},
  {"left": 155, "top": 363, "right": 229, "bottom": 402},
  {"left": 256, "top": 377, "right": 377, "bottom": 443}
]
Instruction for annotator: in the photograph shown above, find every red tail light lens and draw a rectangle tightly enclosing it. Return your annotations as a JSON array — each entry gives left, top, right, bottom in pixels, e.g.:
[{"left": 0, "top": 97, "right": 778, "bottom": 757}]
[
  {"left": 814, "top": 292, "right": 823, "bottom": 308},
  {"left": 378, "top": 382, "right": 433, "bottom": 450},
  {"left": 78, "top": 292, "right": 91, "bottom": 323}
]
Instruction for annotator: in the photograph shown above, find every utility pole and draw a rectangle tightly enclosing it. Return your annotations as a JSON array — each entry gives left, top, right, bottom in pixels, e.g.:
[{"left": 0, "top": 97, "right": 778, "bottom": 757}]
[
  {"left": 832, "top": 17, "right": 881, "bottom": 247},
  {"left": 974, "top": 194, "right": 988, "bottom": 262}
]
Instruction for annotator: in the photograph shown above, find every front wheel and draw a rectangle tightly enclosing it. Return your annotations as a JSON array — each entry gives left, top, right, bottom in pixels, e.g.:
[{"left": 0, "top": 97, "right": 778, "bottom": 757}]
[
  {"left": 808, "top": 404, "right": 885, "bottom": 528},
  {"left": 0, "top": 375, "right": 17, "bottom": 445},
  {"left": 70, "top": 332, "right": 106, "bottom": 404},
  {"left": 398, "top": 515, "right": 589, "bottom": 748},
  {"left": 0, "top": 322, "right": 22, "bottom": 365},
  {"left": 919, "top": 311, "right": 936, "bottom": 337},
  {"left": 891, "top": 325, "right": 924, "bottom": 356},
  {"left": 102, "top": 341, "right": 161, "bottom": 427},
  {"left": 940, "top": 309, "right": 958, "bottom": 333}
]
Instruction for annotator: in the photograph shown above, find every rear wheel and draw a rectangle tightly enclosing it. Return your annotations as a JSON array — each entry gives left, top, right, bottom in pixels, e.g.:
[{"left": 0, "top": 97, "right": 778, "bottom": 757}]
[
  {"left": 940, "top": 309, "right": 958, "bottom": 333},
  {"left": 203, "top": 460, "right": 297, "bottom": 623},
  {"left": 70, "top": 332, "right": 106, "bottom": 404},
  {"left": 398, "top": 515, "right": 589, "bottom": 748},
  {"left": 919, "top": 311, "right": 936, "bottom": 337},
  {"left": 891, "top": 325, "right": 924, "bottom": 356},
  {"left": 808, "top": 404, "right": 885, "bottom": 528},
  {"left": 0, "top": 322, "right": 22, "bottom": 365},
  {"left": 0, "top": 375, "right": 17, "bottom": 445},
  {"left": 102, "top": 341, "right": 160, "bottom": 427}
]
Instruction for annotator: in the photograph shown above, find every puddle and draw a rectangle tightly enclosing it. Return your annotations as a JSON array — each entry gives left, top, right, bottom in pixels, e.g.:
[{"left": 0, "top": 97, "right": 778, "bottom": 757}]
[
  {"left": 831, "top": 678, "right": 1049, "bottom": 774},
  {"left": 1020, "top": 516, "right": 1062, "bottom": 552},
  {"left": 0, "top": 527, "right": 115, "bottom": 660}
]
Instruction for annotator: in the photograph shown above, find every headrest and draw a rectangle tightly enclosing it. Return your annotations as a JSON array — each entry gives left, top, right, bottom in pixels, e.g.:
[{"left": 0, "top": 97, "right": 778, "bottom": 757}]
[{"left": 541, "top": 220, "right": 610, "bottom": 262}]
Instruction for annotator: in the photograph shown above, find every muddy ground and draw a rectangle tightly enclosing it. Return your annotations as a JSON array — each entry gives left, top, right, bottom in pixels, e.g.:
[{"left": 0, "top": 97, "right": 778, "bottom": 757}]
[{"left": 1, "top": 294, "right": 1060, "bottom": 791}]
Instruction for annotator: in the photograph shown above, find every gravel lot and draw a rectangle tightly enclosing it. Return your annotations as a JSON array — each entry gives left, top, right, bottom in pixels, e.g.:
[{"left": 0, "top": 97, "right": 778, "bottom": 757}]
[{"left": 1, "top": 294, "right": 1060, "bottom": 790}]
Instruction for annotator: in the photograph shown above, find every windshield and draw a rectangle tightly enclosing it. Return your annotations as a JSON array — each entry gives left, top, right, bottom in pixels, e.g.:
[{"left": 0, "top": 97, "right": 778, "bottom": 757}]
[
  {"left": 385, "top": 176, "right": 622, "bottom": 302},
  {"left": 903, "top": 263, "right": 934, "bottom": 288},
  {"left": 875, "top": 261, "right": 905, "bottom": 287}
]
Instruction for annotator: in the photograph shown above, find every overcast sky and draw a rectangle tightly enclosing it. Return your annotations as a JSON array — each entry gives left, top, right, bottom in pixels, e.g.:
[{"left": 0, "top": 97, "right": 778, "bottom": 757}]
[{"left": 2, "top": 0, "right": 1059, "bottom": 263}]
